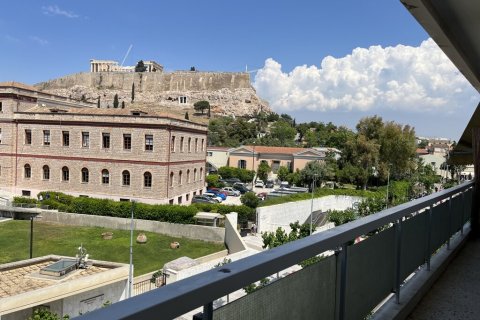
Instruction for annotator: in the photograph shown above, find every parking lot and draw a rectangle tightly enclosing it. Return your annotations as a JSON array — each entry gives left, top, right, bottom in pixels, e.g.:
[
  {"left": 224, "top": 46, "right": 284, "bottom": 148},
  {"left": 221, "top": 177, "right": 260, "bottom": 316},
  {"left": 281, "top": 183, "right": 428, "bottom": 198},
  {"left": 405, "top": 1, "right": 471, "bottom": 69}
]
[{"left": 216, "top": 185, "right": 273, "bottom": 206}]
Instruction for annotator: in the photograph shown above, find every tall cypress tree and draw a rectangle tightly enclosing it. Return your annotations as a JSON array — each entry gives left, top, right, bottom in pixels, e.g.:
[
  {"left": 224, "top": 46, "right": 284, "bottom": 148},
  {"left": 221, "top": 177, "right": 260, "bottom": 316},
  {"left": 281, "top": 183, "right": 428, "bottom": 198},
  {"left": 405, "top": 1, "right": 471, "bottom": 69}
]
[
  {"left": 131, "top": 83, "right": 135, "bottom": 103},
  {"left": 113, "top": 94, "right": 119, "bottom": 108}
]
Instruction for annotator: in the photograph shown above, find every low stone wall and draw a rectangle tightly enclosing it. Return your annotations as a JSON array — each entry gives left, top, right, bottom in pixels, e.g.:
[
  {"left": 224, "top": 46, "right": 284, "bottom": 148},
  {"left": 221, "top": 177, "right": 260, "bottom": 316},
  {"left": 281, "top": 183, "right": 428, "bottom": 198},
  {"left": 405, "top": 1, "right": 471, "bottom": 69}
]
[
  {"left": 257, "top": 195, "right": 362, "bottom": 233},
  {"left": 39, "top": 211, "right": 225, "bottom": 243}
]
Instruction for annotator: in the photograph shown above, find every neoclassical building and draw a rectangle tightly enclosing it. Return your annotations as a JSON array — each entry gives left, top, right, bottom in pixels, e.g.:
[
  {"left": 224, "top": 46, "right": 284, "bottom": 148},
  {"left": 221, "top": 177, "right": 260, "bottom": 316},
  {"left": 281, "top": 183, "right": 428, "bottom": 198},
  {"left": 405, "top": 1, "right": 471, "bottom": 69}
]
[{"left": 0, "top": 82, "right": 206, "bottom": 204}]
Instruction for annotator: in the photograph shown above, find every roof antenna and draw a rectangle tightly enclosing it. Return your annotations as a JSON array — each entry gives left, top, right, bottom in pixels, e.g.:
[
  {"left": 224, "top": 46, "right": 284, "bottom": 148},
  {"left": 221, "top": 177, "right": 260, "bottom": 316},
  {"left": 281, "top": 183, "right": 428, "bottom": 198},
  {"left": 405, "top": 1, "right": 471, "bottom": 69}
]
[{"left": 121, "top": 44, "right": 133, "bottom": 66}]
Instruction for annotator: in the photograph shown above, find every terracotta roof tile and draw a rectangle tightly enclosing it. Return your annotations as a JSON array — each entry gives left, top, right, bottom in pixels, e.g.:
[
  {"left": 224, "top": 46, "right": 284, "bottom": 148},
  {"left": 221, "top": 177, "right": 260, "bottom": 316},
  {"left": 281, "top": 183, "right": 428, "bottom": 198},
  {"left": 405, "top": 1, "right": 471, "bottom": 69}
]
[{"left": 244, "top": 145, "right": 308, "bottom": 154}]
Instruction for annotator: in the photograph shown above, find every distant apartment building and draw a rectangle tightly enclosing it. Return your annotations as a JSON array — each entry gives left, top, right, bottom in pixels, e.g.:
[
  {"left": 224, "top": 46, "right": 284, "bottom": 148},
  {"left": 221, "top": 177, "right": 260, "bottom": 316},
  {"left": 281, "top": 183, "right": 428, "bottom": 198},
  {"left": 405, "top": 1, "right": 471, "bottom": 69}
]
[
  {"left": 90, "top": 59, "right": 163, "bottom": 73},
  {"left": 228, "top": 145, "right": 339, "bottom": 176},
  {"left": 0, "top": 82, "right": 207, "bottom": 204}
]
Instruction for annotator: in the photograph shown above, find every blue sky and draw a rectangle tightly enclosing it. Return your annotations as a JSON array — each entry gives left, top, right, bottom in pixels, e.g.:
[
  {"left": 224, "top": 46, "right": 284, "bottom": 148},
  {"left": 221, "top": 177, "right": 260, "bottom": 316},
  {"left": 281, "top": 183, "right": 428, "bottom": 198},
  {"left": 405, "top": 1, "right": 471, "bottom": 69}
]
[{"left": 1, "top": 1, "right": 479, "bottom": 140}]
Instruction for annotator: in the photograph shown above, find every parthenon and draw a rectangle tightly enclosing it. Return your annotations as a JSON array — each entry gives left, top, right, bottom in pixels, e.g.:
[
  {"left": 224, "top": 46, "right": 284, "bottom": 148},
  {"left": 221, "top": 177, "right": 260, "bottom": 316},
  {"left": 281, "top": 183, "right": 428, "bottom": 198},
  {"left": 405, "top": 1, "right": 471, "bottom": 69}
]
[{"left": 89, "top": 59, "right": 163, "bottom": 73}]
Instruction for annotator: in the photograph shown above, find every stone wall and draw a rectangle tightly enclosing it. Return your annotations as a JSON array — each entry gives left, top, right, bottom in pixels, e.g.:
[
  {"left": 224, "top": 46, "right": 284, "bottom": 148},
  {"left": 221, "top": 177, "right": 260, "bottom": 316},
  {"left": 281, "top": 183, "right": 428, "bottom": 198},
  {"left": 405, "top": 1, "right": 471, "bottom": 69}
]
[
  {"left": 39, "top": 211, "right": 225, "bottom": 243},
  {"left": 34, "top": 72, "right": 270, "bottom": 117},
  {"left": 36, "top": 72, "right": 252, "bottom": 92},
  {"left": 256, "top": 195, "right": 363, "bottom": 233}
]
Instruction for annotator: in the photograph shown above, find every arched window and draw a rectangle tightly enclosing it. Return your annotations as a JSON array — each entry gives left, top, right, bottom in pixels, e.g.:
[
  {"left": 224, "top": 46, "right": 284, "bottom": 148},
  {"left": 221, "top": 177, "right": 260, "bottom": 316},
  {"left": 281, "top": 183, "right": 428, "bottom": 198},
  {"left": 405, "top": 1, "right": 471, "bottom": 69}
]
[
  {"left": 144, "top": 171, "right": 152, "bottom": 187},
  {"left": 102, "top": 169, "right": 109, "bottom": 184},
  {"left": 169, "top": 172, "right": 174, "bottom": 187},
  {"left": 62, "top": 166, "right": 69, "bottom": 181},
  {"left": 122, "top": 170, "right": 130, "bottom": 186},
  {"left": 187, "top": 169, "right": 191, "bottom": 183},
  {"left": 200, "top": 167, "right": 203, "bottom": 180},
  {"left": 193, "top": 168, "right": 197, "bottom": 181},
  {"left": 81, "top": 168, "right": 89, "bottom": 183},
  {"left": 43, "top": 165, "right": 50, "bottom": 180},
  {"left": 179, "top": 171, "right": 183, "bottom": 185},
  {"left": 24, "top": 164, "right": 31, "bottom": 179}
]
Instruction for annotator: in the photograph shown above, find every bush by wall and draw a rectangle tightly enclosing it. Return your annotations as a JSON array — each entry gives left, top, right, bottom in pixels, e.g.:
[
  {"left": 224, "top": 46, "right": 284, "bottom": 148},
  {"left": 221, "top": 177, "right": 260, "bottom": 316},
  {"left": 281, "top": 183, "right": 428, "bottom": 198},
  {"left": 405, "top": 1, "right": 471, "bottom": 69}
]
[
  {"left": 13, "top": 192, "right": 252, "bottom": 225},
  {"left": 259, "top": 188, "right": 379, "bottom": 207}
]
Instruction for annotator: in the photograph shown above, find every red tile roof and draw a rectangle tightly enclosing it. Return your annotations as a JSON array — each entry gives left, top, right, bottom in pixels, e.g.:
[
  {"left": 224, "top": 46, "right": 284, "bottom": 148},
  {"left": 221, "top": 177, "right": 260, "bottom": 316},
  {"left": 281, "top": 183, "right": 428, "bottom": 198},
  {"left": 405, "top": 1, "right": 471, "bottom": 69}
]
[
  {"left": 416, "top": 148, "right": 429, "bottom": 155},
  {"left": 245, "top": 145, "right": 308, "bottom": 154}
]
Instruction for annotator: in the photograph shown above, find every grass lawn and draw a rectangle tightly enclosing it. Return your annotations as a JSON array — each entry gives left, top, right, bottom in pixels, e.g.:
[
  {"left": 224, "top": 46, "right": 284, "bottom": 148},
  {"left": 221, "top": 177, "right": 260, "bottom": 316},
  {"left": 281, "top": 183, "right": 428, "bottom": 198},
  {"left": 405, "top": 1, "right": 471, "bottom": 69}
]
[{"left": 0, "top": 220, "right": 225, "bottom": 276}]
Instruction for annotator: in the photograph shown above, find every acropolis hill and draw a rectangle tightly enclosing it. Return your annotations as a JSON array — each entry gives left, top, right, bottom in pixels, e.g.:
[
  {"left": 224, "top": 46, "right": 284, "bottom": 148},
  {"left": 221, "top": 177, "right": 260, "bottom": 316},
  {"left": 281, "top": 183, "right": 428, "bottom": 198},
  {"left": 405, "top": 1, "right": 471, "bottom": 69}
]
[{"left": 34, "top": 60, "right": 270, "bottom": 117}]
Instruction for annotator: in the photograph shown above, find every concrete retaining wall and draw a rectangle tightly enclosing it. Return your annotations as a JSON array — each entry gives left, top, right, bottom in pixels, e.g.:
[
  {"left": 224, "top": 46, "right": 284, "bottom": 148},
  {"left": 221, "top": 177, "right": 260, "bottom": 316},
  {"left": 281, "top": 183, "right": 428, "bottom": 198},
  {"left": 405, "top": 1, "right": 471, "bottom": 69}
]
[
  {"left": 257, "top": 195, "right": 362, "bottom": 233},
  {"left": 224, "top": 213, "right": 248, "bottom": 254},
  {"left": 39, "top": 211, "right": 225, "bottom": 243}
]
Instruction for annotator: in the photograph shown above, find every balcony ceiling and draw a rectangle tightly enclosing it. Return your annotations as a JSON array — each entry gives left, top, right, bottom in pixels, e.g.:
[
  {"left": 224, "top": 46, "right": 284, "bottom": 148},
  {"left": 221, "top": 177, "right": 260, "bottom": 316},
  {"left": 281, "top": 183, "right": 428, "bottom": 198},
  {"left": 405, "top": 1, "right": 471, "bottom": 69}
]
[{"left": 401, "top": 0, "right": 480, "bottom": 164}]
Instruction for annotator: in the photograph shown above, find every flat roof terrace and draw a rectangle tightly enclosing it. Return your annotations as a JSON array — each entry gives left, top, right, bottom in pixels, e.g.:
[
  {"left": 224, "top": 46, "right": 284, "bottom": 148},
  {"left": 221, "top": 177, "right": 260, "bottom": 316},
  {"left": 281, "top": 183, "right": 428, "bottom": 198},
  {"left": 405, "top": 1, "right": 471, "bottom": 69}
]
[{"left": 0, "top": 255, "right": 129, "bottom": 316}]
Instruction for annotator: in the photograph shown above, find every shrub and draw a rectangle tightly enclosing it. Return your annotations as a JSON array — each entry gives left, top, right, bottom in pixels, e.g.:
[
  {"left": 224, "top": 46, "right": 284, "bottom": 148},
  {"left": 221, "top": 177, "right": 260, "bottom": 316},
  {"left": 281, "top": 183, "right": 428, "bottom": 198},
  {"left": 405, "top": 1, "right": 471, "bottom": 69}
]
[
  {"left": 241, "top": 192, "right": 260, "bottom": 208},
  {"left": 327, "top": 209, "right": 357, "bottom": 226},
  {"left": 17, "top": 192, "right": 255, "bottom": 225}
]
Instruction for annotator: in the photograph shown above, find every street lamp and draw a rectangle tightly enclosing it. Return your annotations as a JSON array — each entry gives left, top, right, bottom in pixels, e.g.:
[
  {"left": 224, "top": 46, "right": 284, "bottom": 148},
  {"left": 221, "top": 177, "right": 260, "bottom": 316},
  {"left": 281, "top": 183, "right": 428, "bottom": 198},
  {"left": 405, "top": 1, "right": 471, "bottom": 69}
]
[
  {"left": 386, "top": 166, "right": 390, "bottom": 209},
  {"left": 310, "top": 174, "right": 318, "bottom": 235},
  {"left": 128, "top": 200, "right": 136, "bottom": 298},
  {"left": 251, "top": 144, "right": 256, "bottom": 189},
  {"left": 29, "top": 214, "right": 42, "bottom": 259}
]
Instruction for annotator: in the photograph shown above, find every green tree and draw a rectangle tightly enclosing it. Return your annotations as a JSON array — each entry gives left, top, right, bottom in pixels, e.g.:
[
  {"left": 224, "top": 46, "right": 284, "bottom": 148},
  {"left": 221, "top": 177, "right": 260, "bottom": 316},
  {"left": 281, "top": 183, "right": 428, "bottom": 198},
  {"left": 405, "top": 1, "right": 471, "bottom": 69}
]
[
  {"left": 135, "top": 60, "right": 147, "bottom": 72},
  {"left": 257, "top": 162, "right": 271, "bottom": 182},
  {"left": 266, "top": 112, "right": 280, "bottom": 122},
  {"left": 270, "top": 120, "right": 296, "bottom": 145},
  {"left": 299, "top": 161, "right": 327, "bottom": 188},
  {"left": 277, "top": 166, "right": 290, "bottom": 182},
  {"left": 113, "top": 94, "right": 119, "bottom": 108},
  {"left": 121, "top": 101, "right": 125, "bottom": 109},
  {"left": 241, "top": 192, "right": 260, "bottom": 208},
  {"left": 194, "top": 100, "right": 210, "bottom": 115},
  {"left": 28, "top": 307, "right": 69, "bottom": 320},
  {"left": 206, "top": 174, "right": 224, "bottom": 188}
]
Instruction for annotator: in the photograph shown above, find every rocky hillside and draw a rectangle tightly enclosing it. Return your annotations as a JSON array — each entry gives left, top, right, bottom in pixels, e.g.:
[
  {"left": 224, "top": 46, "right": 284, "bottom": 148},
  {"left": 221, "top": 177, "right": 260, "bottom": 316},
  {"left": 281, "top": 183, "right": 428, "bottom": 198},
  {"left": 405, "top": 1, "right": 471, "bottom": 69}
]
[{"left": 35, "top": 72, "right": 271, "bottom": 117}]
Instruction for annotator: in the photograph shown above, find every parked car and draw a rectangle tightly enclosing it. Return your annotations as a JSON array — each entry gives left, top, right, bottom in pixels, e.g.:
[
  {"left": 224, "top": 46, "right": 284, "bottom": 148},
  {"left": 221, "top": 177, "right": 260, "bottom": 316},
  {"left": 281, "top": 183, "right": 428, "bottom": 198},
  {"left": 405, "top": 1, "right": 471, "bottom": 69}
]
[
  {"left": 204, "top": 192, "right": 223, "bottom": 203},
  {"left": 191, "top": 195, "right": 217, "bottom": 204},
  {"left": 279, "top": 181, "right": 290, "bottom": 189},
  {"left": 207, "top": 189, "right": 227, "bottom": 200},
  {"left": 224, "top": 178, "right": 242, "bottom": 185},
  {"left": 256, "top": 192, "right": 268, "bottom": 201},
  {"left": 221, "top": 187, "right": 241, "bottom": 196},
  {"left": 265, "top": 180, "right": 275, "bottom": 188},
  {"left": 254, "top": 180, "right": 265, "bottom": 188},
  {"left": 233, "top": 183, "right": 250, "bottom": 194}
]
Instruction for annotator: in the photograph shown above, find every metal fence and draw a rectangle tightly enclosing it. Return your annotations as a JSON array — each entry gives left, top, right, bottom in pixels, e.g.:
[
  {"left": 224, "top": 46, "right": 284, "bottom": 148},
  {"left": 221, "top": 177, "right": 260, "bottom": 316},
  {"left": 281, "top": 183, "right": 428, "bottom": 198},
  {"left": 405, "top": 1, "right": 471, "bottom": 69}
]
[
  {"left": 132, "top": 278, "right": 163, "bottom": 296},
  {"left": 77, "top": 181, "right": 475, "bottom": 320}
]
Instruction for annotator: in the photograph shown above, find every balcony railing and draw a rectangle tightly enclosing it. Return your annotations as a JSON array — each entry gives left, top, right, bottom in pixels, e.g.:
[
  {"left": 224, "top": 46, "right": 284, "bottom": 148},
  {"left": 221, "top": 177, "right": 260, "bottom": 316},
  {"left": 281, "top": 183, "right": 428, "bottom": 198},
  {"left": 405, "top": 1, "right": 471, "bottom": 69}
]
[{"left": 77, "top": 181, "right": 474, "bottom": 320}]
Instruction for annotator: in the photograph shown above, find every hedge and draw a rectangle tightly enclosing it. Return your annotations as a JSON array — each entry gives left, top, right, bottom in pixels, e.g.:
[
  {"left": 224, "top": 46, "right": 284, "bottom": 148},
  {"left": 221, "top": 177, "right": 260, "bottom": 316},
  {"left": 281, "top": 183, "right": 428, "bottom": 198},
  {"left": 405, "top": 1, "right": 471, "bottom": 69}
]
[
  {"left": 259, "top": 188, "right": 380, "bottom": 207},
  {"left": 13, "top": 191, "right": 252, "bottom": 225}
]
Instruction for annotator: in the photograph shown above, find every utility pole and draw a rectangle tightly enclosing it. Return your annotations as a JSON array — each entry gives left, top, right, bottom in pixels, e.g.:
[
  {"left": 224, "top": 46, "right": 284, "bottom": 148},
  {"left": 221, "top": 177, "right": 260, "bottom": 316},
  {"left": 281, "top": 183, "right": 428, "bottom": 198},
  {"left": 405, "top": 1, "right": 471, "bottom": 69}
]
[
  {"left": 128, "top": 201, "right": 136, "bottom": 298},
  {"left": 310, "top": 174, "right": 318, "bottom": 235}
]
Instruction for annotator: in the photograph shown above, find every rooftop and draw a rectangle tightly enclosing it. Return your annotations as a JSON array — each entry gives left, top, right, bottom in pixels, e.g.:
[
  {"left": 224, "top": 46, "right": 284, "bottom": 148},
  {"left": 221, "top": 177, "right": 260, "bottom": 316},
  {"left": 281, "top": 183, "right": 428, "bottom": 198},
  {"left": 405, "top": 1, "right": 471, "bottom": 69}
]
[
  {"left": 0, "top": 255, "right": 129, "bottom": 316},
  {"left": 0, "top": 257, "right": 109, "bottom": 298}
]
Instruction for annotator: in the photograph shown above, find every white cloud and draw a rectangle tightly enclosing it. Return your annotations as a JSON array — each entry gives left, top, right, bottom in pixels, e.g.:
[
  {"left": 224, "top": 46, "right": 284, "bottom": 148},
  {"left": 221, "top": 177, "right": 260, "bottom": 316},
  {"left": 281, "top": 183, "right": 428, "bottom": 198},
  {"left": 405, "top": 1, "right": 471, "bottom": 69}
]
[
  {"left": 30, "top": 36, "right": 49, "bottom": 46},
  {"left": 42, "top": 5, "right": 79, "bottom": 18},
  {"left": 254, "top": 39, "right": 478, "bottom": 114}
]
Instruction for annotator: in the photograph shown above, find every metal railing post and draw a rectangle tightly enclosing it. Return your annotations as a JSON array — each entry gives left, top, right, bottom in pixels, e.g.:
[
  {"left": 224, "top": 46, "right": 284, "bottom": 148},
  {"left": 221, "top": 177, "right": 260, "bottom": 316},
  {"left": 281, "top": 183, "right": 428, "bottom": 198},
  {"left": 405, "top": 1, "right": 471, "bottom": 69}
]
[
  {"left": 426, "top": 206, "right": 433, "bottom": 271},
  {"left": 335, "top": 243, "right": 348, "bottom": 320},
  {"left": 203, "top": 302, "right": 213, "bottom": 320},
  {"left": 394, "top": 219, "right": 402, "bottom": 304},
  {"left": 447, "top": 196, "right": 452, "bottom": 249},
  {"left": 461, "top": 192, "right": 465, "bottom": 235}
]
